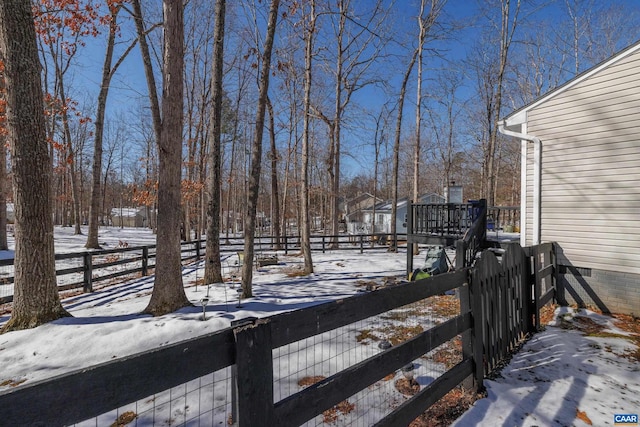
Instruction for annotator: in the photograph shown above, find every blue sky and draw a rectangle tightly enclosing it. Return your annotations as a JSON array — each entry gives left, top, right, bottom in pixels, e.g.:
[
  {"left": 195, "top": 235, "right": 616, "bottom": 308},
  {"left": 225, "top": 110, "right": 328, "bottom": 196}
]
[{"left": 61, "top": 0, "right": 640, "bottom": 179}]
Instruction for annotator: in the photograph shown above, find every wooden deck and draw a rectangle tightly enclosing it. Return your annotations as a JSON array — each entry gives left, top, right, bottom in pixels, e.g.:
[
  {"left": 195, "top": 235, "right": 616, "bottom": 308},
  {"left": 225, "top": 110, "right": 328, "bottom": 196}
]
[
  {"left": 407, "top": 201, "right": 520, "bottom": 246},
  {"left": 406, "top": 200, "right": 520, "bottom": 273},
  {"left": 408, "top": 202, "right": 477, "bottom": 246}
]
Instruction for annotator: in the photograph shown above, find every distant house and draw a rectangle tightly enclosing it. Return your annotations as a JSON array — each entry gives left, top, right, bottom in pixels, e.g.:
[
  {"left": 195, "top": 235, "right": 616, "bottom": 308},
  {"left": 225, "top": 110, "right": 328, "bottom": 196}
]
[
  {"left": 499, "top": 40, "right": 640, "bottom": 315},
  {"left": 111, "top": 207, "right": 152, "bottom": 228},
  {"left": 343, "top": 193, "right": 382, "bottom": 225},
  {"left": 356, "top": 193, "right": 445, "bottom": 235}
]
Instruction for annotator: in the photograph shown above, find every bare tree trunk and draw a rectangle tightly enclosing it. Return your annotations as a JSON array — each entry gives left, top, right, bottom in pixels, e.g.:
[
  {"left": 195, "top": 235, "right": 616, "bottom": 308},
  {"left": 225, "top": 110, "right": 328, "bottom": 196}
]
[
  {"left": 224, "top": 134, "right": 235, "bottom": 242},
  {"left": 143, "top": 0, "right": 191, "bottom": 316},
  {"left": 0, "top": 138, "right": 7, "bottom": 251},
  {"left": 130, "top": 4, "right": 160, "bottom": 228},
  {"left": 412, "top": 0, "right": 444, "bottom": 252},
  {"left": 266, "top": 97, "right": 281, "bottom": 249},
  {"left": 300, "top": 0, "right": 316, "bottom": 274},
  {"left": 329, "top": 1, "right": 346, "bottom": 247},
  {"left": 197, "top": 130, "right": 207, "bottom": 240},
  {"left": 390, "top": 49, "right": 418, "bottom": 252},
  {"left": 131, "top": 0, "right": 162, "bottom": 145},
  {"left": 280, "top": 119, "right": 297, "bottom": 242},
  {"left": 240, "top": 0, "right": 280, "bottom": 298},
  {"left": 204, "top": 0, "right": 226, "bottom": 284},
  {"left": 59, "top": 82, "right": 82, "bottom": 235},
  {"left": 485, "top": 0, "right": 520, "bottom": 207},
  {"left": 0, "top": 0, "right": 70, "bottom": 332},
  {"left": 371, "top": 105, "right": 387, "bottom": 246},
  {"left": 0, "top": 54, "right": 7, "bottom": 251},
  {"left": 412, "top": 0, "right": 427, "bottom": 256},
  {"left": 87, "top": 5, "right": 135, "bottom": 248}
]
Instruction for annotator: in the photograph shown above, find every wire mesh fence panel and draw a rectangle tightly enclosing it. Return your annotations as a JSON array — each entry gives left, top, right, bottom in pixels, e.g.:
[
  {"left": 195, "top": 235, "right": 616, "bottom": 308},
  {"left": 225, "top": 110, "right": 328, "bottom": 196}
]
[
  {"left": 73, "top": 366, "right": 233, "bottom": 427},
  {"left": 93, "top": 251, "right": 141, "bottom": 281},
  {"left": 272, "top": 295, "right": 461, "bottom": 426},
  {"left": 0, "top": 260, "right": 14, "bottom": 301},
  {"left": 54, "top": 255, "right": 84, "bottom": 288}
]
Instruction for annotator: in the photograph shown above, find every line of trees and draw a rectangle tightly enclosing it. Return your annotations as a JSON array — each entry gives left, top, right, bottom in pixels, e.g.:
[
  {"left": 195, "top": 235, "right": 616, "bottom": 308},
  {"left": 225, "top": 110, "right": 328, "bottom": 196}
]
[{"left": 0, "top": 0, "right": 638, "bottom": 329}]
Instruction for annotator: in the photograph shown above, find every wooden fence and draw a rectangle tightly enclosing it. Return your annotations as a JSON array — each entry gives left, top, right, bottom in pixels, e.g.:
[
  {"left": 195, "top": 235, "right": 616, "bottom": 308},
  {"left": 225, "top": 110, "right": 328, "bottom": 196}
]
[
  {"left": 0, "top": 233, "right": 404, "bottom": 305},
  {"left": 0, "top": 242, "right": 556, "bottom": 426}
]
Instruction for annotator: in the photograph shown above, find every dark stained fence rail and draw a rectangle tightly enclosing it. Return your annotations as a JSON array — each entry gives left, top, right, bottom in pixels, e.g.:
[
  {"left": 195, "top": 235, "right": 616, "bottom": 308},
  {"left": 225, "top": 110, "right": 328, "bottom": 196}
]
[
  {"left": 0, "top": 242, "right": 557, "bottom": 426},
  {"left": 0, "top": 234, "right": 406, "bottom": 305},
  {"left": 263, "top": 270, "right": 473, "bottom": 426},
  {"left": 0, "top": 328, "right": 236, "bottom": 426},
  {"left": 276, "top": 233, "right": 407, "bottom": 254}
]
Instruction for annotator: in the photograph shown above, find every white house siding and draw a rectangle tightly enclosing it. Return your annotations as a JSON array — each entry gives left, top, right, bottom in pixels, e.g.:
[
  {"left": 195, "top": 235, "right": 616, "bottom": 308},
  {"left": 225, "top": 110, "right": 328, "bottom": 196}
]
[
  {"left": 523, "top": 47, "right": 640, "bottom": 282},
  {"left": 524, "top": 143, "right": 535, "bottom": 244}
]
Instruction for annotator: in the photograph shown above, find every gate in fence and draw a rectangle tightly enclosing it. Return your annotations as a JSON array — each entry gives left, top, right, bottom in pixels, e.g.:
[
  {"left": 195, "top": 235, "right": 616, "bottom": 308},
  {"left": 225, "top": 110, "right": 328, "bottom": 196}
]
[{"left": 0, "top": 243, "right": 556, "bottom": 426}]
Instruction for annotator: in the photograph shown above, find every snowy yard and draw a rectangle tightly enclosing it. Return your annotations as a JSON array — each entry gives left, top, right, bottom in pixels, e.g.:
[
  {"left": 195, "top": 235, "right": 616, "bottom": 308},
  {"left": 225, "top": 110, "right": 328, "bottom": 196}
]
[
  {"left": 453, "top": 307, "right": 640, "bottom": 427},
  {"left": 0, "top": 227, "right": 638, "bottom": 426}
]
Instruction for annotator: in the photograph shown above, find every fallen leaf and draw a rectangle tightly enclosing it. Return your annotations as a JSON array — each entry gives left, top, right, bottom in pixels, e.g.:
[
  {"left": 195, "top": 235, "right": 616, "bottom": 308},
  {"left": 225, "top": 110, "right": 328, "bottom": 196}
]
[{"left": 576, "top": 409, "right": 592, "bottom": 425}]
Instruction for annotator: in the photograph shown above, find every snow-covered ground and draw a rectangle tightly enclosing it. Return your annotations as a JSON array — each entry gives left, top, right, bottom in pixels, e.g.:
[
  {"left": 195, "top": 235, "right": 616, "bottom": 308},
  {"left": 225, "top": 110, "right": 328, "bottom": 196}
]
[
  {"left": 453, "top": 307, "right": 640, "bottom": 427},
  {"left": 0, "top": 227, "right": 638, "bottom": 426}
]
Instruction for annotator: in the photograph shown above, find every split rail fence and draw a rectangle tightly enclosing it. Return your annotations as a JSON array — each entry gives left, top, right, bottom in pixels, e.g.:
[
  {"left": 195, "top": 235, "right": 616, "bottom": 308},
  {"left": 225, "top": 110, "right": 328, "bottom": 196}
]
[
  {"left": 0, "top": 242, "right": 557, "bottom": 426},
  {"left": 0, "top": 233, "right": 404, "bottom": 305}
]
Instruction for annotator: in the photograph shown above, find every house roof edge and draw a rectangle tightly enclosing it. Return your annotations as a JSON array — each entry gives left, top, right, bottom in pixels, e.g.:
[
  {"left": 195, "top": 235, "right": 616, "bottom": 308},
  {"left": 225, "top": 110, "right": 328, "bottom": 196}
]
[{"left": 503, "top": 38, "right": 640, "bottom": 124}]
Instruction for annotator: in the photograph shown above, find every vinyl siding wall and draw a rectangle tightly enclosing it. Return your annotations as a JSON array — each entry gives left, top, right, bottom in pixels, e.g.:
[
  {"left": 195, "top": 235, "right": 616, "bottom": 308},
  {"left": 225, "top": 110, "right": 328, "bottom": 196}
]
[{"left": 524, "top": 48, "right": 640, "bottom": 276}]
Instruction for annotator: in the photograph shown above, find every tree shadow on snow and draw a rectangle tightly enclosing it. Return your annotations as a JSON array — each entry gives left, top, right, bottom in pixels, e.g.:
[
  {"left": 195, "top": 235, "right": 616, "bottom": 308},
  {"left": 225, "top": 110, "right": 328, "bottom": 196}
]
[{"left": 452, "top": 327, "right": 595, "bottom": 426}]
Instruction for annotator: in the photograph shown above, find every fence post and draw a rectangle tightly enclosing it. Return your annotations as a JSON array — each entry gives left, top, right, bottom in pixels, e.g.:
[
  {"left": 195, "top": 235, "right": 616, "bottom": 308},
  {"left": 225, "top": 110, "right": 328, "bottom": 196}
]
[
  {"left": 233, "top": 318, "right": 275, "bottom": 426},
  {"left": 359, "top": 234, "right": 363, "bottom": 254},
  {"left": 82, "top": 252, "right": 93, "bottom": 293},
  {"left": 523, "top": 247, "right": 536, "bottom": 333},
  {"left": 533, "top": 246, "right": 542, "bottom": 331},
  {"left": 458, "top": 281, "right": 474, "bottom": 390},
  {"left": 284, "top": 235, "right": 288, "bottom": 255},
  {"left": 322, "top": 236, "right": 325, "bottom": 254},
  {"left": 407, "top": 202, "right": 414, "bottom": 274},
  {"left": 195, "top": 239, "right": 201, "bottom": 260},
  {"left": 142, "top": 247, "right": 148, "bottom": 276},
  {"left": 456, "top": 240, "right": 473, "bottom": 389},
  {"left": 468, "top": 273, "right": 485, "bottom": 392},
  {"left": 479, "top": 199, "right": 487, "bottom": 243},
  {"left": 552, "top": 243, "right": 566, "bottom": 306},
  {"left": 455, "top": 239, "right": 466, "bottom": 270}
]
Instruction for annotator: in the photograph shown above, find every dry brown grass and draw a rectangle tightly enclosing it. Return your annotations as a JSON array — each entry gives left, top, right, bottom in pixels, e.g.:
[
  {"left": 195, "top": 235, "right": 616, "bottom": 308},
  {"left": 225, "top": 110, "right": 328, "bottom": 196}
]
[
  {"left": 538, "top": 303, "right": 558, "bottom": 325},
  {"left": 409, "top": 387, "right": 483, "bottom": 427},
  {"left": 395, "top": 377, "right": 420, "bottom": 396},
  {"left": 283, "top": 266, "right": 310, "bottom": 278},
  {"left": 611, "top": 313, "right": 640, "bottom": 362},
  {"left": 558, "top": 309, "right": 640, "bottom": 363},
  {"left": 429, "top": 336, "right": 463, "bottom": 370},
  {"left": 109, "top": 411, "right": 137, "bottom": 427},
  {"left": 297, "top": 375, "right": 327, "bottom": 387},
  {"left": 382, "top": 372, "right": 396, "bottom": 381},
  {"left": 0, "top": 378, "right": 26, "bottom": 387},
  {"left": 355, "top": 329, "right": 380, "bottom": 343},
  {"left": 322, "top": 399, "right": 355, "bottom": 424},
  {"left": 381, "top": 324, "right": 424, "bottom": 346},
  {"left": 428, "top": 295, "right": 460, "bottom": 319}
]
